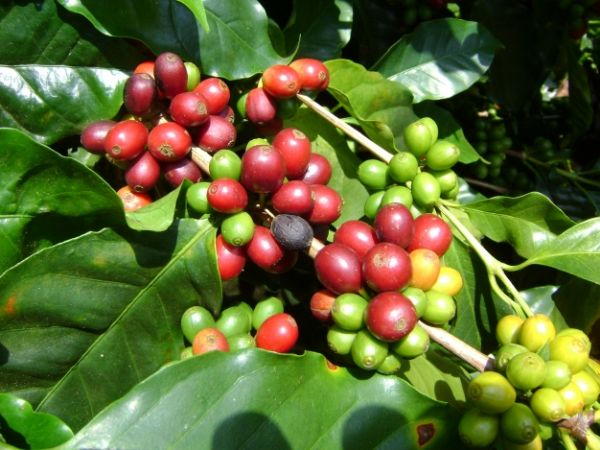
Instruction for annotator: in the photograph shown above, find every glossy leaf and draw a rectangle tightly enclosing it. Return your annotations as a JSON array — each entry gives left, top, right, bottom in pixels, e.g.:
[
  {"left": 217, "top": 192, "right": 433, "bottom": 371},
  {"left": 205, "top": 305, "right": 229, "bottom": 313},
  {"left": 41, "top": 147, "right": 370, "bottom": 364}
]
[
  {"left": 0, "top": 1, "right": 147, "bottom": 67},
  {"left": 284, "top": 0, "right": 353, "bottom": 60},
  {"left": 325, "top": 59, "right": 417, "bottom": 152},
  {"left": 514, "top": 217, "right": 600, "bottom": 285},
  {"left": 414, "top": 102, "right": 479, "bottom": 164},
  {"left": 554, "top": 277, "right": 600, "bottom": 333},
  {"left": 0, "top": 393, "right": 73, "bottom": 449},
  {"left": 199, "top": 0, "right": 291, "bottom": 79},
  {"left": 124, "top": 185, "right": 187, "bottom": 232},
  {"left": 0, "top": 66, "right": 127, "bottom": 144},
  {"left": 56, "top": 0, "right": 201, "bottom": 61},
  {"left": 177, "top": 0, "right": 209, "bottom": 32},
  {"left": 61, "top": 350, "right": 459, "bottom": 449},
  {"left": 285, "top": 107, "right": 369, "bottom": 226},
  {"left": 462, "top": 193, "right": 575, "bottom": 258},
  {"left": 373, "top": 19, "right": 500, "bottom": 103},
  {"left": 0, "top": 128, "right": 124, "bottom": 273}
]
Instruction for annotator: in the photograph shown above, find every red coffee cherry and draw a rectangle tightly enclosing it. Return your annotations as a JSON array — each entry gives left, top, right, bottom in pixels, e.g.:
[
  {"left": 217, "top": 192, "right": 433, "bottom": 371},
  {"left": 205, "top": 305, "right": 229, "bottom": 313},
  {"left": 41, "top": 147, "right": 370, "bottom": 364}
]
[
  {"left": 134, "top": 61, "right": 155, "bottom": 77},
  {"left": 272, "top": 127, "right": 312, "bottom": 179},
  {"left": 217, "top": 105, "right": 235, "bottom": 123},
  {"left": 193, "top": 77, "right": 230, "bottom": 115},
  {"left": 261, "top": 64, "right": 301, "bottom": 99},
  {"left": 154, "top": 51, "right": 187, "bottom": 99},
  {"left": 268, "top": 249, "right": 299, "bottom": 274},
  {"left": 192, "top": 327, "right": 230, "bottom": 355},
  {"left": 125, "top": 151, "right": 161, "bottom": 192},
  {"left": 407, "top": 213, "right": 452, "bottom": 256},
  {"left": 245, "top": 87, "right": 277, "bottom": 124},
  {"left": 306, "top": 184, "right": 343, "bottom": 224},
  {"left": 362, "top": 242, "right": 412, "bottom": 292},
  {"left": 241, "top": 145, "right": 286, "bottom": 194},
  {"left": 169, "top": 91, "right": 209, "bottom": 127},
  {"left": 247, "top": 225, "right": 285, "bottom": 271},
  {"left": 271, "top": 180, "right": 314, "bottom": 215},
  {"left": 301, "top": 153, "right": 332, "bottom": 185},
  {"left": 117, "top": 185, "right": 152, "bottom": 211},
  {"left": 310, "top": 289, "right": 336, "bottom": 323},
  {"left": 206, "top": 178, "right": 248, "bottom": 214},
  {"left": 374, "top": 203, "right": 414, "bottom": 248},
  {"left": 289, "top": 58, "right": 330, "bottom": 92},
  {"left": 194, "top": 115, "right": 237, "bottom": 153},
  {"left": 365, "top": 292, "right": 417, "bottom": 342},
  {"left": 334, "top": 220, "right": 378, "bottom": 259},
  {"left": 215, "top": 234, "right": 246, "bottom": 280},
  {"left": 255, "top": 312, "right": 299, "bottom": 353},
  {"left": 104, "top": 120, "right": 148, "bottom": 161},
  {"left": 314, "top": 243, "right": 362, "bottom": 294},
  {"left": 123, "top": 73, "right": 157, "bottom": 116},
  {"left": 147, "top": 121, "right": 192, "bottom": 162},
  {"left": 80, "top": 120, "right": 115, "bottom": 153},
  {"left": 162, "top": 157, "right": 202, "bottom": 188}
]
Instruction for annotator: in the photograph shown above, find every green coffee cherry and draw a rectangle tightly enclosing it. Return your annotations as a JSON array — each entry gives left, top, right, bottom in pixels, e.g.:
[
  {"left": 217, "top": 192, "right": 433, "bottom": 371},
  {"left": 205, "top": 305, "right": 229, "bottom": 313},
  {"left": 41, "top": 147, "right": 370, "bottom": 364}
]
[
  {"left": 209, "top": 149, "right": 242, "bottom": 180},
  {"left": 422, "top": 290, "right": 456, "bottom": 326},
  {"left": 494, "top": 343, "right": 528, "bottom": 373},
  {"left": 420, "top": 117, "right": 439, "bottom": 142},
  {"left": 388, "top": 152, "right": 419, "bottom": 183},
  {"left": 467, "top": 371, "right": 516, "bottom": 414},
  {"left": 429, "top": 169, "right": 458, "bottom": 195},
  {"left": 391, "top": 324, "right": 429, "bottom": 359},
  {"left": 425, "top": 140, "right": 460, "bottom": 171},
  {"left": 548, "top": 334, "right": 591, "bottom": 373},
  {"left": 401, "top": 287, "right": 428, "bottom": 318},
  {"left": 500, "top": 403, "right": 539, "bottom": 445},
  {"left": 364, "top": 191, "right": 385, "bottom": 220},
  {"left": 252, "top": 296, "right": 285, "bottom": 330},
  {"left": 327, "top": 325, "right": 357, "bottom": 355},
  {"left": 376, "top": 353, "right": 403, "bottom": 375},
  {"left": 181, "top": 305, "right": 216, "bottom": 342},
  {"left": 184, "top": 61, "right": 201, "bottom": 91},
  {"left": 411, "top": 172, "right": 441, "bottom": 210},
  {"left": 221, "top": 211, "right": 255, "bottom": 247},
  {"left": 228, "top": 333, "right": 256, "bottom": 351},
  {"left": 357, "top": 159, "right": 391, "bottom": 190},
  {"left": 380, "top": 185, "right": 413, "bottom": 209},
  {"left": 570, "top": 371, "right": 600, "bottom": 407},
  {"left": 186, "top": 181, "right": 212, "bottom": 214},
  {"left": 506, "top": 352, "right": 547, "bottom": 391},
  {"left": 529, "top": 388, "right": 566, "bottom": 422},
  {"left": 216, "top": 305, "right": 252, "bottom": 337},
  {"left": 351, "top": 329, "right": 388, "bottom": 370},
  {"left": 496, "top": 315, "right": 524, "bottom": 346},
  {"left": 458, "top": 408, "right": 499, "bottom": 448},
  {"left": 541, "top": 360, "right": 571, "bottom": 390},
  {"left": 403, "top": 118, "right": 436, "bottom": 157},
  {"left": 331, "top": 293, "right": 368, "bottom": 331}
]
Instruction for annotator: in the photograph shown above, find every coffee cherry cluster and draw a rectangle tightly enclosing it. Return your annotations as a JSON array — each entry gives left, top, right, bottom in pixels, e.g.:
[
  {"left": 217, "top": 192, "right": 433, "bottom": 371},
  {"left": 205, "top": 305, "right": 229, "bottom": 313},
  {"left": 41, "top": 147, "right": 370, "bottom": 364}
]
[
  {"left": 80, "top": 51, "right": 236, "bottom": 210},
  {"left": 466, "top": 117, "right": 511, "bottom": 182},
  {"left": 360, "top": 117, "right": 460, "bottom": 221},
  {"left": 459, "top": 313, "right": 599, "bottom": 448},
  {"left": 179, "top": 296, "right": 299, "bottom": 358},
  {"left": 385, "top": 0, "right": 451, "bottom": 32},
  {"left": 309, "top": 203, "right": 464, "bottom": 373}
]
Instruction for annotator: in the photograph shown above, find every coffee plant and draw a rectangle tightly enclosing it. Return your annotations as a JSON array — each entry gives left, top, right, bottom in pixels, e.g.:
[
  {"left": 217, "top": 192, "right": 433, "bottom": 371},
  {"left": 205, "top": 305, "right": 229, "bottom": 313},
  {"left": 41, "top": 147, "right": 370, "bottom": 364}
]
[{"left": 2, "top": 1, "right": 600, "bottom": 449}]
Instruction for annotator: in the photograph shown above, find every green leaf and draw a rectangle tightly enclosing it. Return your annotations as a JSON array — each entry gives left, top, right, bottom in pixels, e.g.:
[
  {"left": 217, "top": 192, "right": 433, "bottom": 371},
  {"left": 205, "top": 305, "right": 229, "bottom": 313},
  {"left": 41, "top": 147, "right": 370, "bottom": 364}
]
[
  {"left": 61, "top": 350, "right": 459, "bottom": 449},
  {"left": 0, "top": 219, "right": 221, "bottom": 430},
  {"left": 554, "top": 277, "right": 600, "bottom": 333},
  {"left": 325, "top": 59, "right": 416, "bottom": 152},
  {"left": 0, "top": 66, "right": 127, "bottom": 144},
  {"left": 177, "top": 0, "right": 209, "bottom": 32},
  {"left": 414, "top": 102, "right": 479, "bottom": 164},
  {"left": 0, "top": 393, "right": 73, "bottom": 449},
  {"left": 56, "top": 0, "right": 201, "bottom": 62},
  {"left": 0, "top": 128, "right": 124, "bottom": 273},
  {"left": 462, "top": 193, "right": 575, "bottom": 259},
  {"left": 0, "top": 1, "right": 147, "bottom": 67},
  {"left": 124, "top": 185, "right": 187, "bottom": 232},
  {"left": 514, "top": 217, "right": 600, "bottom": 284},
  {"left": 285, "top": 107, "right": 369, "bottom": 226},
  {"left": 284, "top": 0, "right": 353, "bottom": 60},
  {"left": 373, "top": 19, "right": 500, "bottom": 103},
  {"left": 520, "top": 286, "right": 568, "bottom": 331},
  {"left": 200, "top": 0, "right": 291, "bottom": 79}
]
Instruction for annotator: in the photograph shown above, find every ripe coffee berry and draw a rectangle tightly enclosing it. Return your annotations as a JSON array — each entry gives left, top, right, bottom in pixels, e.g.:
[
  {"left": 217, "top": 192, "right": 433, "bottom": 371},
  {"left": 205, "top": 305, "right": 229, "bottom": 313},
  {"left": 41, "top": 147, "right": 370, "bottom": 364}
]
[
  {"left": 374, "top": 203, "right": 414, "bottom": 248},
  {"left": 271, "top": 180, "right": 314, "bottom": 215},
  {"left": 123, "top": 73, "right": 156, "bottom": 116},
  {"left": 162, "top": 157, "right": 202, "bottom": 188},
  {"left": 169, "top": 91, "right": 209, "bottom": 127},
  {"left": 215, "top": 234, "right": 246, "bottom": 280},
  {"left": 206, "top": 178, "right": 248, "bottom": 214},
  {"left": 193, "top": 77, "right": 230, "bottom": 114},
  {"left": 310, "top": 289, "right": 336, "bottom": 323},
  {"left": 247, "top": 225, "right": 285, "bottom": 271},
  {"left": 306, "top": 184, "right": 342, "bottom": 224},
  {"left": 104, "top": 120, "right": 148, "bottom": 161},
  {"left": 80, "top": 120, "right": 115, "bottom": 153},
  {"left": 362, "top": 242, "right": 412, "bottom": 292},
  {"left": 333, "top": 220, "right": 378, "bottom": 259},
  {"left": 301, "top": 153, "right": 332, "bottom": 185},
  {"left": 245, "top": 87, "right": 277, "bottom": 124},
  {"left": 241, "top": 145, "right": 286, "bottom": 194},
  {"left": 117, "top": 185, "right": 152, "bottom": 211},
  {"left": 192, "top": 327, "right": 230, "bottom": 355},
  {"left": 255, "top": 312, "right": 299, "bottom": 353},
  {"left": 194, "top": 115, "right": 237, "bottom": 153},
  {"left": 407, "top": 213, "right": 452, "bottom": 256},
  {"left": 289, "top": 58, "right": 329, "bottom": 92},
  {"left": 125, "top": 151, "right": 161, "bottom": 192},
  {"left": 272, "top": 127, "right": 312, "bottom": 179},
  {"left": 365, "top": 292, "right": 417, "bottom": 342},
  {"left": 154, "top": 51, "right": 187, "bottom": 99},
  {"left": 147, "top": 121, "right": 192, "bottom": 162},
  {"left": 314, "top": 243, "right": 362, "bottom": 294},
  {"left": 261, "top": 64, "right": 301, "bottom": 99}
]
